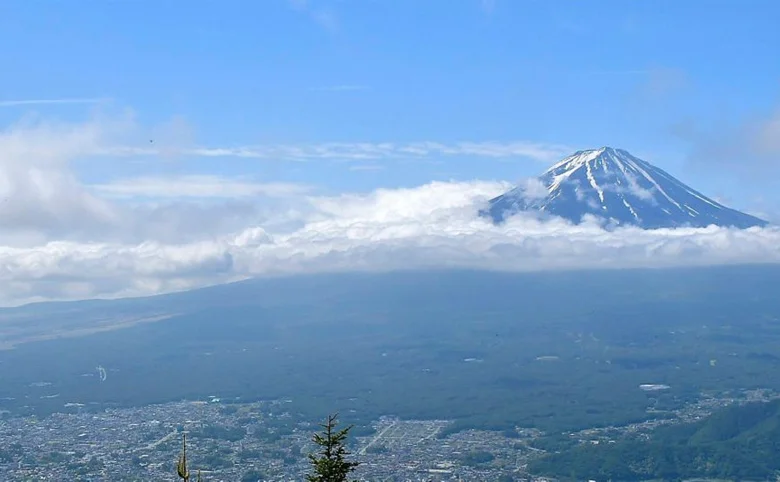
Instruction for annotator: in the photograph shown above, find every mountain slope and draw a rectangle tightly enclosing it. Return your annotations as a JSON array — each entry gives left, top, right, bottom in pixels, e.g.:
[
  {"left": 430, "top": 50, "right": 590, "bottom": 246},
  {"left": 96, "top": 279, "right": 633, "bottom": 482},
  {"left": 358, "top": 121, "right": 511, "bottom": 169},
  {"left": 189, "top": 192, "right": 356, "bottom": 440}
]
[
  {"left": 485, "top": 147, "right": 767, "bottom": 229},
  {"left": 529, "top": 398, "right": 780, "bottom": 481}
]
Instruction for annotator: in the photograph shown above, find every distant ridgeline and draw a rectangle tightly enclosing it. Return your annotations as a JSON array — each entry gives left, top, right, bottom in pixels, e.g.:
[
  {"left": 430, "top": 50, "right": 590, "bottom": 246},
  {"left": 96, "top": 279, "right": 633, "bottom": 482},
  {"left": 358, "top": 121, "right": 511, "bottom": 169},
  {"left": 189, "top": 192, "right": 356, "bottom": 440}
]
[{"left": 529, "top": 398, "right": 780, "bottom": 481}]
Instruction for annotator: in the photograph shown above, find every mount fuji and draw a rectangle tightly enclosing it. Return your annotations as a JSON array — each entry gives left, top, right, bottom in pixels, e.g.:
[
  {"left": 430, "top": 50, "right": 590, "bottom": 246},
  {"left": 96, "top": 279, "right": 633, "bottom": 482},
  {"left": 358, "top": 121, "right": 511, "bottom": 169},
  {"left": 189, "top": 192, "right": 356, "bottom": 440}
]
[{"left": 485, "top": 147, "right": 767, "bottom": 229}]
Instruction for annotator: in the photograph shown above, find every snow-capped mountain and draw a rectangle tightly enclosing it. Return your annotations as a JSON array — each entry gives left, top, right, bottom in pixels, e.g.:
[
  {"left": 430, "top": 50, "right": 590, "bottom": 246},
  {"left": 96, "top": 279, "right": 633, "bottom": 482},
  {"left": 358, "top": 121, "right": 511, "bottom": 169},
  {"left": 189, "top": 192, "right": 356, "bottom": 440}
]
[{"left": 485, "top": 147, "right": 767, "bottom": 229}]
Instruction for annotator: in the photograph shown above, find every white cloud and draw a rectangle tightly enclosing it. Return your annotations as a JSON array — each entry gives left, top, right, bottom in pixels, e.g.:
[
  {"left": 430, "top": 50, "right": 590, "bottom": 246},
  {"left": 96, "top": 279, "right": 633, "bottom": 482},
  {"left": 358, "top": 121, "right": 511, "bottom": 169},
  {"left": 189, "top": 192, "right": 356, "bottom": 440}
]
[
  {"left": 0, "top": 178, "right": 778, "bottom": 306},
  {"left": 104, "top": 140, "right": 572, "bottom": 163},
  {"left": 0, "top": 113, "right": 778, "bottom": 306},
  {"left": 0, "top": 97, "right": 110, "bottom": 107},
  {"left": 349, "top": 164, "right": 385, "bottom": 172},
  {"left": 0, "top": 114, "right": 308, "bottom": 247},
  {"left": 92, "top": 175, "right": 312, "bottom": 199},
  {"left": 0, "top": 116, "right": 129, "bottom": 243},
  {"left": 515, "top": 177, "right": 548, "bottom": 200}
]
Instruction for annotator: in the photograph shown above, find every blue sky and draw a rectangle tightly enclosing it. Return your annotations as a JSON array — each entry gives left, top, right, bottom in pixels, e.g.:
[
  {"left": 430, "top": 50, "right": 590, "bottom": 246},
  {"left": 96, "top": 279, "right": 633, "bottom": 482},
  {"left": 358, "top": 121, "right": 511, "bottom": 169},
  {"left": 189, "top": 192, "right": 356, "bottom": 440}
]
[
  {"left": 2, "top": 0, "right": 778, "bottom": 200},
  {"left": 0, "top": 0, "right": 778, "bottom": 304}
]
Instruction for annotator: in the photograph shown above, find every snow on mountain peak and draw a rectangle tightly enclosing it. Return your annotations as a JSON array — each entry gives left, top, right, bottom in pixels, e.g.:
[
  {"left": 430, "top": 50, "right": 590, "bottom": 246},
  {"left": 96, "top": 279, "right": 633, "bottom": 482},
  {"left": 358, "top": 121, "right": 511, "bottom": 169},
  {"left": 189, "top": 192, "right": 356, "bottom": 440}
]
[{"left": 484, "top": 147, "right": 768, "bottom": 229}]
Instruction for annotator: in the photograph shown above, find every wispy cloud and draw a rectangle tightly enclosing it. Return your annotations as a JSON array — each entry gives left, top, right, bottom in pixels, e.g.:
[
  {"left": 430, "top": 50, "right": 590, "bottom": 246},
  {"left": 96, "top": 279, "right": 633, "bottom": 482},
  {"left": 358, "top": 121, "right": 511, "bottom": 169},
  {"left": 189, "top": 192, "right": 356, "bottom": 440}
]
[
  {"left": 91, "top": 175, "right": 312, "bottom": 199},
  {"left": 288, "top": 0, "right": 338, "bottom": 32},
  {"left": 580, "top": 70, "right": 652, "bottom": 76},
  {"left": 574, "top": 67, "right": 687, "bottom": 89},
  {"left": 100, "top": 141, "right": 573, "bottom": 163},
  {"left": 480, "top": 0, "right": 496, "bottom": 14},
  {"left": 0, "top": 97, "right": 110, "bottom": 107},
  {"left": 640, "top": 67, "right": 688, "bottom": 98},
  {"left": 309, "top": 85, "right": 370, "bottom": 92},
  {"left": 674, "top": 105, "right": 780, "bottom": 180},
  {"left": 349, "top": 164, "right": 385, "bottom": 172}
]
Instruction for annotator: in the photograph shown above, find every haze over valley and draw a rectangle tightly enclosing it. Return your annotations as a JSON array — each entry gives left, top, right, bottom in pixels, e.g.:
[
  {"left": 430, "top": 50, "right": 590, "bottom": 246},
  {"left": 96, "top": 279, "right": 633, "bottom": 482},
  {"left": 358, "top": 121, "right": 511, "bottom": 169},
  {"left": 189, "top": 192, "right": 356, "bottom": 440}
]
[{"left": 1, "top": 1, "right": 780, "bottom": 480}]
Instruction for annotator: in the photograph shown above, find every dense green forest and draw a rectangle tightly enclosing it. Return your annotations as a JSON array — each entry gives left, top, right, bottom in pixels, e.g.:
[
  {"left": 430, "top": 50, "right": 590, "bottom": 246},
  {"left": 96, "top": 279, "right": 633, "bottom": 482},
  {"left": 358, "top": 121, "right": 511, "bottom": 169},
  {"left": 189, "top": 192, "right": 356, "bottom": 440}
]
[
  {"left": 2, "top": 267, "right": 780, "bottom": 436},
  {"left": 530, "top": 398, "right": 780, "bottom": 481}
]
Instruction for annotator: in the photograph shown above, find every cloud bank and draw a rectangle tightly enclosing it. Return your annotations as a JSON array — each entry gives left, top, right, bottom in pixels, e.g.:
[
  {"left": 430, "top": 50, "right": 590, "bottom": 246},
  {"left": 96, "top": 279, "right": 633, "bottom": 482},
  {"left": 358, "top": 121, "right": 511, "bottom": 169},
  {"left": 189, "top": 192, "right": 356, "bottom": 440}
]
[{"left": 0, "top": 115, "right": 778, "bottom": 305}]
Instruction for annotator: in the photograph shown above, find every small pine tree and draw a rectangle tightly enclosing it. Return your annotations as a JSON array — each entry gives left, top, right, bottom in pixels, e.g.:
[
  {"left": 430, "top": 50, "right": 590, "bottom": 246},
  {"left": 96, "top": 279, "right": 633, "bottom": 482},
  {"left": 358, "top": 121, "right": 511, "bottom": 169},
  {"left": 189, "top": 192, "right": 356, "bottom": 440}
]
[
  {"left": 176, "top": 433, "right": 203, "bottom": 482},
  {"left": 306, "top": 413, "right": 360, "bottom": 482}
]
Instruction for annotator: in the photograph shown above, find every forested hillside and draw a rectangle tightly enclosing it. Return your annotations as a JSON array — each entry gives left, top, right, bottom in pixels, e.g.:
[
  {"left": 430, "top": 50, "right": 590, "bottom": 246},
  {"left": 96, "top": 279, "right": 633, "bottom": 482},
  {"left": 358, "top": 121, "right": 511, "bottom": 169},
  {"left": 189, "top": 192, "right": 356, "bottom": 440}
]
[{"left": 530, "top": 398, "right": 780, "bottom": 481}]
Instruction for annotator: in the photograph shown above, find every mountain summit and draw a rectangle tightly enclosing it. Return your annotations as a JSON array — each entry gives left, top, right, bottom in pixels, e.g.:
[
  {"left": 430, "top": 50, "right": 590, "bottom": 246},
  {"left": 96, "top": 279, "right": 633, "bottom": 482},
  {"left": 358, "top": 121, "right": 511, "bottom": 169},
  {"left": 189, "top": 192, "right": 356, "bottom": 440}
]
[{"left": 485, "top": 147, "right": 767, "bottom": 229}]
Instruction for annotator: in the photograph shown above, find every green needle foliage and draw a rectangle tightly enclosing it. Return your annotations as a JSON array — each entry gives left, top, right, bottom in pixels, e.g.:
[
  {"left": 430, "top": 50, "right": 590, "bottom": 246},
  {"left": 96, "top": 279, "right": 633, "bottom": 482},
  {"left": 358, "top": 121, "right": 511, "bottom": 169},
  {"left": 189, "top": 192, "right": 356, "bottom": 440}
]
[
  {"left": 306, "top": 413, "right": 360, "bottom": 482},
  {"left": 176, "top": 433, "right": 203, "bottom": 482},
  {"left": 176, "top": 434, "right": 190, "bottom": 481}
]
